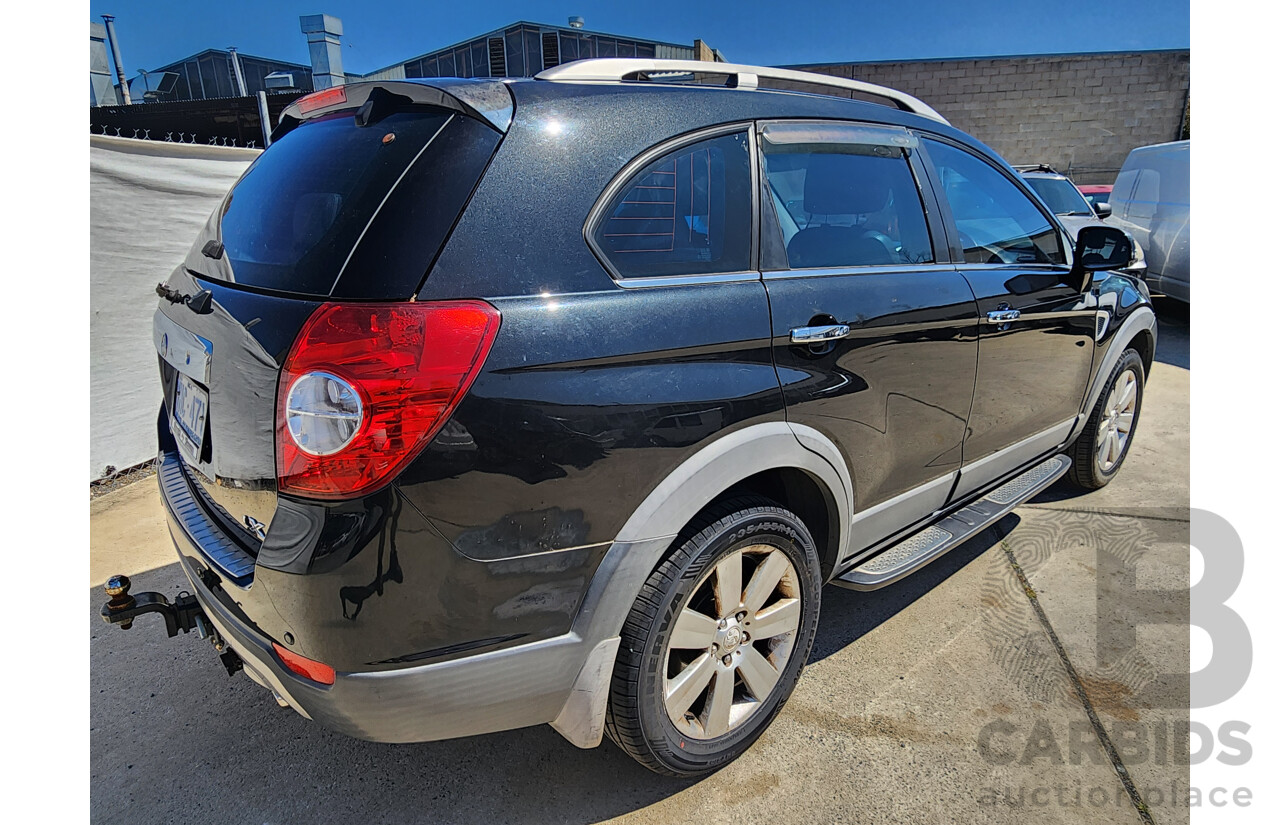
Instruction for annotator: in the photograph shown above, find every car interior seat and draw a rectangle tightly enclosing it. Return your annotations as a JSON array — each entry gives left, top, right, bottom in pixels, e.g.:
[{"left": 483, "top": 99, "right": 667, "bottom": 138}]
[{"left": 786, "top": 153, "right": 898, "bottom": 268}]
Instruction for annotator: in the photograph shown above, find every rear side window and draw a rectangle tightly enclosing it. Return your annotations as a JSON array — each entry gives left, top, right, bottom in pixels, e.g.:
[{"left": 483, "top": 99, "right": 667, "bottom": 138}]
[
  {"left": 592, "top": 131, "right": 752, "bottom": 279},
  {"left": 924, "top": 140, "right": 1065, "bottom": 266},
  {"left": 762, "top": 141, "right": 933, "bottom": 269},
  {"left": 218, "top": 107, "right": 492, "bottom": 297}
]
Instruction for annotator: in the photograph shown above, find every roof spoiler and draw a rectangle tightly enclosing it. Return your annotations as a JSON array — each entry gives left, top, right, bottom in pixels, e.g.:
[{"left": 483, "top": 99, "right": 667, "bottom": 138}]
[{"left": 274, "top": 78, "right": 514, "bottom": 142}]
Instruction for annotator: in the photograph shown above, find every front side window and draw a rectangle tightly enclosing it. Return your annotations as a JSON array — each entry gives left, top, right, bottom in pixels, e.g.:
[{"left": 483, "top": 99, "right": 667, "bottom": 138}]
[
  {"left": 924, "top": 140, "right": 1065, "bottom": 266},
  {"left": 593, "top": 131, "right": 752, "bottom": 279},
  {"left": 762, "top": 135, "right": 933, "bottom": 270}
]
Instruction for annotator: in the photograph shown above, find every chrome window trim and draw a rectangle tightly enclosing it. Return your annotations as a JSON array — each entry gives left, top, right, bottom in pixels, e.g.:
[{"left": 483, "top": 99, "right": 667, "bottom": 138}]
[
  {"left": 584, "top": 121, "right": 758, "bottom": 287},
  {"left": 610, "top": 270, "right": 762, "bottom": 290},
  {"left": 762, "top": 263, "right": 954, "bottom": 281},
  {"left": 953, "top": 262, "right": 1070, "bottom": 272}
]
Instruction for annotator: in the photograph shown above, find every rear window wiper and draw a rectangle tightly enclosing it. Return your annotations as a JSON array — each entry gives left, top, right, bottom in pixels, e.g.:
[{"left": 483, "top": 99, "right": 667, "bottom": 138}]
[{"left": 355, "top": 87, "right": 415, "bottom": 128}]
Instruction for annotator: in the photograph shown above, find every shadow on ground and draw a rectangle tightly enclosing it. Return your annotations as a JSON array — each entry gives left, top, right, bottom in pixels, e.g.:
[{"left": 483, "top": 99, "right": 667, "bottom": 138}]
[{"left": 811, "top": 516, "right": 1014, "bottom": 663}]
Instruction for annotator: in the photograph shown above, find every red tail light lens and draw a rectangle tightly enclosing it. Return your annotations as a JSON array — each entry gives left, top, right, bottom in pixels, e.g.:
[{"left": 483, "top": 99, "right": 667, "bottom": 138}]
[
  {"left": 273, "top": 643, "right": 336, "bottom": 685},
  {"left": 276, "top": 301, "right": 500, "bottom": 500}
]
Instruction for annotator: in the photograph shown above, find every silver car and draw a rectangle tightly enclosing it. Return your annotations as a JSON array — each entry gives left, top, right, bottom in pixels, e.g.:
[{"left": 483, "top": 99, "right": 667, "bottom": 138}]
[
  {"left": 1019, "top": 165, "right": 1147, "bottom": 276},
  {"left": 1107, "top": 141, "right": 1189, "bottom": 302},
  {"left": 1018, "top": 165, "right": 1113, "bottom": 235}
]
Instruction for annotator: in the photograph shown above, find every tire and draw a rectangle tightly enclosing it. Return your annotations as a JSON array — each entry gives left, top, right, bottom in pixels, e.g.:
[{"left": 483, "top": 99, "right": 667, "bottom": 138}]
[
  {"left": 1066, "top": 348, "right": 1145, "bottom": 490},
  {"left": 604, "top": 496, "right": 822, "bottom": 776}
]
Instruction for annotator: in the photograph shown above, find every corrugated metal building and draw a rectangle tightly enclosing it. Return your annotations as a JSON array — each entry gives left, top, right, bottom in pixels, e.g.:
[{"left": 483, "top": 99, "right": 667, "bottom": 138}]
[{"left": 353, "top": 20, "right": 723, "bottom": 82}]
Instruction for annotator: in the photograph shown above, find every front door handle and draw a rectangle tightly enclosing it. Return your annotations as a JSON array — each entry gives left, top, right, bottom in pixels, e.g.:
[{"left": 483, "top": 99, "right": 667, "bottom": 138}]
[
  {"left": 986, "top": 309, "right": 1021, "bottom": 324},
  {"left": 790, "top": 324, "right": 851, "bottom": 344}
]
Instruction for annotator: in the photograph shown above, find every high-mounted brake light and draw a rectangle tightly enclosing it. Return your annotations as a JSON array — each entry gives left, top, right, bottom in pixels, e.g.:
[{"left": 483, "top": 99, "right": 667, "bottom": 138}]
[
  {"left": 296, "top": 86, "right": 347, "bottom": 115},
  {"left": 276, "top": 301, "right": 501, "bottom": 500}
]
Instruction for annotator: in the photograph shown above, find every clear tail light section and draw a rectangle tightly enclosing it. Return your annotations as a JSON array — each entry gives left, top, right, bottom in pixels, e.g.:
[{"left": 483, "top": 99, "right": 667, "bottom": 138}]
[
  {"left": 284, "top": 371, "right": 364, "bottom": 456},
  {"left": 276, "top": 301, "right": 500, "bottom": 500}
]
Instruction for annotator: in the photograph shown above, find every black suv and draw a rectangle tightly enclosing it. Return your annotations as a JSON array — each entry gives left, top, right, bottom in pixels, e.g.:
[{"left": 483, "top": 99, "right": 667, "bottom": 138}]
[{"left": 104, "top": 59, "right": 1155, "bottom": 777}]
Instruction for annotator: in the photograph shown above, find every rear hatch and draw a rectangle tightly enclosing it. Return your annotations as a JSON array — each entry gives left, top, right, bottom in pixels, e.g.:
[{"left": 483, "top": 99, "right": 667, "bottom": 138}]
[{"left": 155, "top": 80, "right": 509, "bottom": 550}]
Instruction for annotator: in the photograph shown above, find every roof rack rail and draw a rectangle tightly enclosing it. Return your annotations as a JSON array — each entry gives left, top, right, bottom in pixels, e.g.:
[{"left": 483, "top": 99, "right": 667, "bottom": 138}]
[
  {"left": 1012, "top": 164, "right": 1062, "bottom": 175},
  {"left": 534, "top": 58, "right": 950, "bottom": 125}
]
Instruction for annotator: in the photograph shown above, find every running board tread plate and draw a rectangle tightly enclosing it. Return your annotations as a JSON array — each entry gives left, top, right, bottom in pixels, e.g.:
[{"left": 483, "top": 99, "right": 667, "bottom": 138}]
[{"left": 834, "top": 454, "right": 1069, "bottom": 591}]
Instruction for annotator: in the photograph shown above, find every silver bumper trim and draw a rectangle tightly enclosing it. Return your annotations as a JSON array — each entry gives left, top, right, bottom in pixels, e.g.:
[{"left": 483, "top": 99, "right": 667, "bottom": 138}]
[{"left": 171, "top": 541, "right": 593, "bottom": 744}]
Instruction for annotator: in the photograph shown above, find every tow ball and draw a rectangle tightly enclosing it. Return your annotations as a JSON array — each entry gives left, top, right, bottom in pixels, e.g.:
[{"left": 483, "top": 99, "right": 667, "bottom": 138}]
[{"left": 100, "top": 574, "right": 243, "bottom": 676}]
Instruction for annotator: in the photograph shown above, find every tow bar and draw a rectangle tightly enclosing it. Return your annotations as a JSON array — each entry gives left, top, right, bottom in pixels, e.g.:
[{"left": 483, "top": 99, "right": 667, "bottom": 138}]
[{"left": 100, "top": 574, "right": 244, "bottom": 676}]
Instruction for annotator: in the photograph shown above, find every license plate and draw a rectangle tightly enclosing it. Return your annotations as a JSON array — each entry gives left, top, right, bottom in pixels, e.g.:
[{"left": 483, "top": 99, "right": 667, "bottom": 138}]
[{"left": 174, "top": 373, "right": 209, "bottom": 451}]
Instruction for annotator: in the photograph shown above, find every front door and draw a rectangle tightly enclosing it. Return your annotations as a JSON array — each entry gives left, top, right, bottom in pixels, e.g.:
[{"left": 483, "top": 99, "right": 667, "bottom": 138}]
[
  {"left": 758, "top": 121, "right": 980, "bottom": 557},
  {"left": 918, "top": 138, "right": 1096, "bottom": 499}
]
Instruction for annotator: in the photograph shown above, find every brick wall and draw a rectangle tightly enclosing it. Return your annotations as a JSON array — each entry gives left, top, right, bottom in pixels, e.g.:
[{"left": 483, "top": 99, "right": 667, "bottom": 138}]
[{"left": 774, "top": 50, "right": 1189, "bottom": 185}]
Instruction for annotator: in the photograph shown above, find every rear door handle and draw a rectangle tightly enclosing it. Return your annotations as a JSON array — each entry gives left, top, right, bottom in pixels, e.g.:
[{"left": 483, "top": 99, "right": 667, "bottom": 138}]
[
  {"left": 986, "top": 309, "right": 1021, "bottom": 324},
  {"left": 790, "top": 324, "right": 851, "bottom": 344}
]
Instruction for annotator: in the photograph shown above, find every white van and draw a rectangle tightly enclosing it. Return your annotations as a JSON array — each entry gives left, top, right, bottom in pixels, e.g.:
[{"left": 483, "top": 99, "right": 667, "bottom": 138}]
[{"left": 1109, "top": 140, "right": 1189, "bottom": 302}]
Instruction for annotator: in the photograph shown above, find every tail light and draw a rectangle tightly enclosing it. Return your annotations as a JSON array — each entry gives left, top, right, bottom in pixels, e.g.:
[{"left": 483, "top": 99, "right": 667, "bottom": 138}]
[{"left": 276, "top": 300, "right": 500, "bottom": 500}]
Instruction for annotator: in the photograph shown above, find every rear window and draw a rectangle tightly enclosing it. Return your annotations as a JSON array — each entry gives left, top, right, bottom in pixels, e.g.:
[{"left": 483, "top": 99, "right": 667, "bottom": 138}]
[
  {"left": 217, "top": 106, "right": 496, "bottom": 297},
  {"left": 592, "top": 131, "right": 752, "bottom": 280},
  {"left": 1024, "top": 176, "right": 1094, "bottom": 217}
]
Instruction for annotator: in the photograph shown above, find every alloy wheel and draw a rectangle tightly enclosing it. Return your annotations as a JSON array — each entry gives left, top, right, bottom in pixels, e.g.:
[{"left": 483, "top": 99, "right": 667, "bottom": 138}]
[
  {"left": 662, "top": 544, "right": 802, "bottom": 740},
  {"left": 1096, "top": 368, "right": 1138, "bottom": 473}
]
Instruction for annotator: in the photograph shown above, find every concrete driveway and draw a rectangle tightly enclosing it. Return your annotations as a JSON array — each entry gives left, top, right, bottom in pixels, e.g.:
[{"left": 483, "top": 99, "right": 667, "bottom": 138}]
[{"left": 90, "top": 299, "right": 1189, "bottom": 824}]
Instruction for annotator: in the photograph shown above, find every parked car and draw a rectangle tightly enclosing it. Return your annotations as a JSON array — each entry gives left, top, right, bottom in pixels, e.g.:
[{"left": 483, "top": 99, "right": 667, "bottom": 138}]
[
  {"left": 1078, "top": 184, "right": 1113, "bottom": 210},
  {"left": 1018, "top": 166, "right": 1145, "bottom": 275},
  {"left": 1107, "top": 141, "right": 1189, "bottom": 302},
  {"left": 1017, "top": 164, "right": 1111, "bottom": 223},
  {"left": 101, "top": 58, "right": 1155, "bottom": 777}
]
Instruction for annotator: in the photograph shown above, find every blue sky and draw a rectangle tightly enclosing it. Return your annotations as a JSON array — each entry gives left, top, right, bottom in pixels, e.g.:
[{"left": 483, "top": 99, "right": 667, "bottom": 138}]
[{"left": 88, "top": 0, "right": 1189, "bottom": 77}]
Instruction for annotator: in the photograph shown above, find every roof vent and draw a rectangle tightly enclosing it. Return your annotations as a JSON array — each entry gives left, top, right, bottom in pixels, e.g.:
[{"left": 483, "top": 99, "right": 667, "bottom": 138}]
[
  {"left": 568, "top": 16, "right": 585, "bottom": 28},
  {"left": 265, "top": 72, "right": 298, "bottom": 90}
]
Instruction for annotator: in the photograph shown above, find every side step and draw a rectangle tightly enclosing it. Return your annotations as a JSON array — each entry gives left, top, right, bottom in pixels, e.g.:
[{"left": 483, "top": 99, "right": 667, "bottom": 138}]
[{"left": 834, "top": 454, "right": 1069, "bottom": 591}]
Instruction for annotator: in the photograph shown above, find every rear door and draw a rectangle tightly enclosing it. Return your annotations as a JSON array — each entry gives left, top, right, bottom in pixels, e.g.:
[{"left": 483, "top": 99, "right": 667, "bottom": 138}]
[
  {"left": 758, "top": 121, "right": 980, "bottom": 558},
  {"left": 917, "top": 137, "right": 1096, "bottom": 499}
]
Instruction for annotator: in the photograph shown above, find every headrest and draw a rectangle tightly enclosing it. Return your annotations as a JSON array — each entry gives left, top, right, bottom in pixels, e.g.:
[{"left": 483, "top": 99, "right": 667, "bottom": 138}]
[{"left": 803, "top": 153, "right": 893, "bottom": 215}]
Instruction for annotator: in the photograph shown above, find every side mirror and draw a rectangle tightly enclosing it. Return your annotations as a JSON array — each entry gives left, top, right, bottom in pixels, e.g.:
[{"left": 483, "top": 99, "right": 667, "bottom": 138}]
[
  {"left": 1070, "top": 225, "right": 1137, "bottom": 290},
  {"left": 1093, "top": 201, "right": 1112, "bottom": 219}
]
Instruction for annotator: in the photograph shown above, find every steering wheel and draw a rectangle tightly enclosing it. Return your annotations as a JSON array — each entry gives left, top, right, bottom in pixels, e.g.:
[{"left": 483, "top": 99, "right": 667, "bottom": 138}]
[{"left": 957, "top": 231, "right": 1024, "bottom": 265}]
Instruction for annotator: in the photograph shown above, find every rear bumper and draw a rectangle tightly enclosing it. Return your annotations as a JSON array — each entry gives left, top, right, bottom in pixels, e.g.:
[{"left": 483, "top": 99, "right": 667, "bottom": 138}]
[
  {"left": 172, "top": 542, "right": 593, "bottom": 742},
  {"left": 169, "top": 527, "right": 594, "bottom": 742},
  {"left": 159, "top": 452, "right": 596, "bottom": 744}
]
